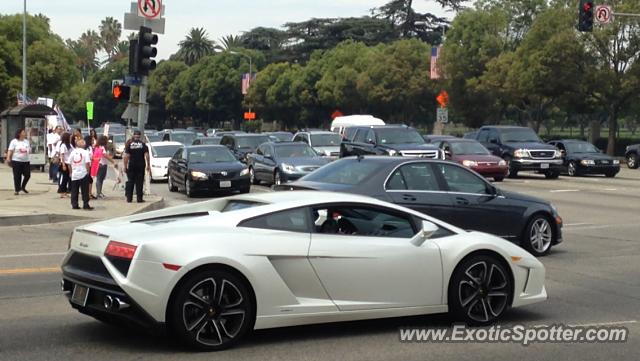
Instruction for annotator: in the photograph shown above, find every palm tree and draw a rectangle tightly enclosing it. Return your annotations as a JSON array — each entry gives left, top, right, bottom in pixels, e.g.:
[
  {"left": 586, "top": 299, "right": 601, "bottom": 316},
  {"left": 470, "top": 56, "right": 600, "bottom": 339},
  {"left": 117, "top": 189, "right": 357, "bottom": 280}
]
[
  {"left": 219, "top": 34, "right": 243, "bottom": 51},
  {"left": 110, "top": 40, "right": 130, "bottom": 63},
  {"left": 99, "top": 17, "right": 123, "bottom": 60},
  {"left": 68, "top": 30, "right": 101, "bottom": 82},
  {"left": 177, "top": 27, "right": 219, "bottom": 65}
]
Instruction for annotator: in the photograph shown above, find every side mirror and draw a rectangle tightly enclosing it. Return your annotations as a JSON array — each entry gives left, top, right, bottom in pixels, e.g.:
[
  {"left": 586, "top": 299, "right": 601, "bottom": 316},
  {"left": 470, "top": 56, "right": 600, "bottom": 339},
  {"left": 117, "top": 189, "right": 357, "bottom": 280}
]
[
  {"left": 411, "top": 220, "right": 439, "bottom": 247},
  {"left": 489, "top": 139, "right": 499, "bottom": 145},
  {"left": 487, "top": 185, "right": 499, "bottom": 197}
]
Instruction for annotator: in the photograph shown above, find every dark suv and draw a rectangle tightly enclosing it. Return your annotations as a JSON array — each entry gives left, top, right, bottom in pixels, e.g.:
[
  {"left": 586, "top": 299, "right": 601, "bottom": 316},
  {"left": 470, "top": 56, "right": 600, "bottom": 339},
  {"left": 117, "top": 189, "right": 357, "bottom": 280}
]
[
  {"left": 474, "top": 126, "right": 563, "bottom": 178},
  {"left": 340, "top": 125, "right": 443, "bottom": 159},
  {"left": 625, "top": 144, "right": 639, "bottom": 169},
  {"left": 220, "top": 133, "right": 272, "bottom": 163}
]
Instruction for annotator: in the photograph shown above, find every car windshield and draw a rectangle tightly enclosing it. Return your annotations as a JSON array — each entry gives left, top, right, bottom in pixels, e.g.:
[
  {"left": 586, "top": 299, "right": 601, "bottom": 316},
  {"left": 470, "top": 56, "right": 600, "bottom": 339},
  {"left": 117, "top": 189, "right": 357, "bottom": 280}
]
[
  {"left": 310, "top": 133, "right": 341, "bottom": 147},
  {"left": 376, "top": 128, "right": 425, "bottom": 145},
  {"left": 152, "top": 145, "right": 182, "bottom": 158},
  {"left": 237, "top": 136, "right": 270, "bottom": 149},
  {"left": 499, "top": 128, "right": 541, "bottom": 143},
  {"left": 302, "top": 159, "right": 380, "bottom": 185},
  {"left": 275, "top": 144, "right": 317, "bottom": 158},
  {"left": 199, "top": 137, "right": 221, "bottom": 145},
  {"left": 146, "top": 134, "right": 162, "bottom": 142},
  {"left": 113, "top": 134, "right": 125, "bottom": 143},
  {"left": 171, "top": 133, "right": 197, "bottom": 145},
  {"left": 188, "top": 147, "right": 237, "bottom": 163},
  {"left": 450, "top": 141, "right": 490, "bottom": 155},
  {"left": 270, "top": 133, "right": 293, "bottom": 142},
  {"left": 566, "top": 142, "right": 600, "bottom": 154}
]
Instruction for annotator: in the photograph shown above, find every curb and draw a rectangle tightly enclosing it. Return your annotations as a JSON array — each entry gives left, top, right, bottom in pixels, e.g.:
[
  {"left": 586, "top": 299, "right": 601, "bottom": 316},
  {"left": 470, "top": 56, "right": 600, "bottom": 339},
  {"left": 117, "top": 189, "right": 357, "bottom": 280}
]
[{"left": 133, "top": 197, "right": 165, "bottom": 214}]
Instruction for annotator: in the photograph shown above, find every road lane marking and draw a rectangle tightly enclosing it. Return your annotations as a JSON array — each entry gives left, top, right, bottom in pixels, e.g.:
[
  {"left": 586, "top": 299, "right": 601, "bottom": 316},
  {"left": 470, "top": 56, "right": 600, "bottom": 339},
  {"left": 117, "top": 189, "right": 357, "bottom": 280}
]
[
  {"left": 532, "top": 320, "right": 638, "bottom": 328},
  {"left": 550, "top": 189, "right": 581, "bottom": 193},
  {"left": 0, "top": 267, "right": 60, "bottom": 275},
  {"left": 564, "top": 223, "right": 593, "bottom": 227},
  {"left": 0, "top": 252, "right": 66, "bottom": 259}
]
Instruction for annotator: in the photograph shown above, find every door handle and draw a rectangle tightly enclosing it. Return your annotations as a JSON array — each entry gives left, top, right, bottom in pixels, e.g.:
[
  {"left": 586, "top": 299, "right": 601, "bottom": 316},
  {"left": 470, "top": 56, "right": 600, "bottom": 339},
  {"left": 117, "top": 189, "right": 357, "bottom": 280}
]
[
  {"left": 455, "top": 197, "right": 470, "bottom": 205},
  {"left": 402, "top": 194, "right": 417, "bottom": 202}
]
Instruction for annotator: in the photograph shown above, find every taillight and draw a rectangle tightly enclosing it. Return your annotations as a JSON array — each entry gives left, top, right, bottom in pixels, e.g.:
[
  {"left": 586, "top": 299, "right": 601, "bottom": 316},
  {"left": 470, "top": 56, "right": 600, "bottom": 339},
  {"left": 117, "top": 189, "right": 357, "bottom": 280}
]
[{"left": 105, "top": 241, "right": 137, "bottom": 260}]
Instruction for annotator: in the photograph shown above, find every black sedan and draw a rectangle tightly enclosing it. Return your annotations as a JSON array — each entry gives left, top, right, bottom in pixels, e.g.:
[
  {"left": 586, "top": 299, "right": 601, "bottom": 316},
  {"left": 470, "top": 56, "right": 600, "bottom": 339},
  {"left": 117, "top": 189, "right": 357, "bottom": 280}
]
[
  {"left": 276, "top": 157, "right": 563, "bottom": 256},
  {"left": 247, "top": 142, "right": 330, "bottom": 185},
  {"left": 548, "top": 140, "right": 620, "bottom": 177},
  {"left": 167, "top": 145, "right": 250, "bottom": 197}
]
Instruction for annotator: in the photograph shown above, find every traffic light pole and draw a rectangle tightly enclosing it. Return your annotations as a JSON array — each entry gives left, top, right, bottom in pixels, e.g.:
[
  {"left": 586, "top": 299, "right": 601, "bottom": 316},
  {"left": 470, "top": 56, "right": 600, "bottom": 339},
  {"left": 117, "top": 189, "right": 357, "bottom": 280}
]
[{"left": 137, "top": 75, "right": 148, "bottom": 133}]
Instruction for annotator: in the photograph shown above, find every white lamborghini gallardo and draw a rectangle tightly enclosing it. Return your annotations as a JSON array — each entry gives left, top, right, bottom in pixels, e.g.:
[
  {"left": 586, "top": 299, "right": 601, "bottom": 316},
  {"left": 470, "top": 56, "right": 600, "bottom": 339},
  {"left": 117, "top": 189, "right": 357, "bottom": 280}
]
[{"left": 61, "top": 191, "right": 546, "bottom": 350}]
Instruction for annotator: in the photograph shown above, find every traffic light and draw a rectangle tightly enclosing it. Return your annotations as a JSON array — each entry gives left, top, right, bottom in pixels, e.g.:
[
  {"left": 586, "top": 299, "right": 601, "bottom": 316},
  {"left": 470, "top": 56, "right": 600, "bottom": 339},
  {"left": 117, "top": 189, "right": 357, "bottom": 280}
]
[
  {"left": 133, "top": 26, "right": 158, "bottom": 76},
  {"left": 578, "top": 0, "right": 594, "bottom": 32},
  {"left": 112, "top": 82, "right": 131, "bottom": 102}
]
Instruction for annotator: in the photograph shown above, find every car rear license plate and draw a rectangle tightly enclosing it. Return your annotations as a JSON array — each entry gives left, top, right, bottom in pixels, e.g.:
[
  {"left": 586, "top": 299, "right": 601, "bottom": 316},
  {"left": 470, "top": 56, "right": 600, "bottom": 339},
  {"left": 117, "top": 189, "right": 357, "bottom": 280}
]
[
  {"left": 540, "top": 163, "right": 550, "bottom": 169},
  {"left": 71, "top": 284, "right": 89, "bottom": 306},
  {"left": 220, "top": 180, "right": 232, "bottom": 188}
]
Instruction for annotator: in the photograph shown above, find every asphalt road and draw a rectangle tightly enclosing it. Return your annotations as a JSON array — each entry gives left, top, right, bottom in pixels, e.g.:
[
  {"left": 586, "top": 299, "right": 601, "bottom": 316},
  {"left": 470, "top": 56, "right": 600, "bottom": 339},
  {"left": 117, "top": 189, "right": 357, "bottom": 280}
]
[{"left": 1, "top": 168, "right": 639, "bottom": 360}]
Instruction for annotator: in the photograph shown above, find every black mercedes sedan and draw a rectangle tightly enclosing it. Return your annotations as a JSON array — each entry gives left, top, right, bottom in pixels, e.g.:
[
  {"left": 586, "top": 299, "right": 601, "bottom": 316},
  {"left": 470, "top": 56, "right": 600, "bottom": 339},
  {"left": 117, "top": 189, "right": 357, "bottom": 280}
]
[
  {"left": 275, "top": 157, "right": 563, "bottom": 256},
  {"left": 247, "top": 141, "right": 330, "bottom": 185},
  {"left": 167, "top": 145, "right": 251, "bottom": 197},
  {"left": 548, "top": 140, "right": 620, "bottom": 177}
]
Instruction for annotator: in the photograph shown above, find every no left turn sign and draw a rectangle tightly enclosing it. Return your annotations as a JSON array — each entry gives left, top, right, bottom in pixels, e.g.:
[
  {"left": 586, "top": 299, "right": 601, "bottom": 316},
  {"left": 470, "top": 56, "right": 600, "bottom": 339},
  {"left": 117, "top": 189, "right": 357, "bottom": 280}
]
[
  {"left": 595, "top": 5, "right": 612, "bottom": 25},
  {"left": 138, "top": 0, "right": 162, "bottom": 20}
]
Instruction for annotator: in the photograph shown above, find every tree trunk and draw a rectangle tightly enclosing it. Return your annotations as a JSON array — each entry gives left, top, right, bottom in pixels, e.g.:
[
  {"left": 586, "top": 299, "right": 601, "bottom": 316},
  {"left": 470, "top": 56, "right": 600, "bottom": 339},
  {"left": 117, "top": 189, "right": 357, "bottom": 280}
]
[
  {"left": 589, "top": 120, "right": 600, "bottom": 144},
  {"left": 607, "top": 107, "right": 617, "bottom": 156}
]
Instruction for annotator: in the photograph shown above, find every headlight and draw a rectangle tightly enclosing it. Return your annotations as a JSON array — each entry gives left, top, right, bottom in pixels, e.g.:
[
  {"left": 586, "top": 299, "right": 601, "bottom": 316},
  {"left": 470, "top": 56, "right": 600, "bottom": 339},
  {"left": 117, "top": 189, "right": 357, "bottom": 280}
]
[
  {"left": 613, "top": 159, "right": 620, "bottom": 165},
  {"left": 190, "top": 171, "right": 208, "bottom": 179},
  {"left": 580, "top": 159, "right": 595, "bottom": 166},
  {"left": 240, "top": 168, "right": 250, "bottom": 176},
  {"left": 513, "top": 149, "right": 528, "bottom": 158},
  {"left": 281, "top": 163, "right": 296, "bottom": 173},
  {"left": 554, "top": 150, "right": 563, "bottom": 158},
  {"left": 462, "top": 160, "right": 478, "bottom": 167},
  {"left": 499, "top": 160, "right": 507, "bottom": 166},
  {"left": 387, "top": 149, "right": 398, "bottom": 156}
]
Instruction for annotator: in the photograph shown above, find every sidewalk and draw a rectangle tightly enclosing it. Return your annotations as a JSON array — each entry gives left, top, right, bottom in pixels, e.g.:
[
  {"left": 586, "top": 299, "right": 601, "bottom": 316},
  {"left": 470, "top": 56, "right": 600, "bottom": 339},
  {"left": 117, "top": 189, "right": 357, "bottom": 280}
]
[{"left": 0, "top": 163, "right": 163, "bottom": 226}]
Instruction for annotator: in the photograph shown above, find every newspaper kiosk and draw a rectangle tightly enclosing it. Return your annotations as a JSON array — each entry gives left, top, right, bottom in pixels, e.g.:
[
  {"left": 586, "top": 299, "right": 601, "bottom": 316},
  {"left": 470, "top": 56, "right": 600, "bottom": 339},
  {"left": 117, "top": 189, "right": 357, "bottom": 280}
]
[{"left": 0, "top": 104, "right": 57, "bottom": 169}]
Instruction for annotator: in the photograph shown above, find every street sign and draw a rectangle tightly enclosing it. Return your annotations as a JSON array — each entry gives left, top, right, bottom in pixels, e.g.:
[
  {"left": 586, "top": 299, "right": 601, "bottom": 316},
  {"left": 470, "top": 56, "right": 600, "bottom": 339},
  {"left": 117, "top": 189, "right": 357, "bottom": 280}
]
[
  {"left": 595, "top": 5, "right": 612, "bottom": 24},
  {"left": 86, "top": 101, "right": 94, "bottom": 121},
  {"left": 124, "top": 2, "right": 165, "bottom": 34},
  {"left": 244, "top": 112, "right": 256, "bottom": 120},
  {"left": 437, "top": 107, "right": 448, "bottom": 123},
  {"left": 436, "top": 90, "right": 449, "bottom": 108},
  {"left": 125, "top": 74, "right": 142, "bottom": 86},
  {"left": 138, "top": 0, "right": 162, "bottom": 20}
]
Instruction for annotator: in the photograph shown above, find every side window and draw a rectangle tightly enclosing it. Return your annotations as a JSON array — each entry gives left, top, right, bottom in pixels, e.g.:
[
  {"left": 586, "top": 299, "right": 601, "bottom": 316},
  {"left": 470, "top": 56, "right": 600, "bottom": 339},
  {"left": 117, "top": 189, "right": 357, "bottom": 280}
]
[
  {"left": 353, "top": 129, "right": 367, "bottom": 143},
  {"left": 488, "top": 130, "right": 500, "bottom": 143},
  {"left": 436, "top": 163, "right": 489, "bottom": 195},
  {"left": 366, "top": 130, "right": 376, "bottom": 144},
  {"left": 263, "top": 145, "right": 273, "bottom": 157},
  {"left": 173, "top": 148, "right": 182, "bottom": 160},
  {"left": 386, "top": 163, "right": 441, "bottom": 191},
  {"left": 256, "top": 145, "right": 264, "bottom": 155},
  {"left": 181, "top": 148, "right": 188, "bottom": 160},
  {"left": 312, "top": 204, "right": 417, "bottom": 239},
  {"left": 293, "top": 134, "right": 303, "bottom": 142},
  {"left": 477, "top": 129, "right": 490, "bottom": 143},
  {"left": 239, "top": 208, "right": 310, "bottom": 233},
  {"left": 303, "top": 134, "right": 310, "bottom": 144}
]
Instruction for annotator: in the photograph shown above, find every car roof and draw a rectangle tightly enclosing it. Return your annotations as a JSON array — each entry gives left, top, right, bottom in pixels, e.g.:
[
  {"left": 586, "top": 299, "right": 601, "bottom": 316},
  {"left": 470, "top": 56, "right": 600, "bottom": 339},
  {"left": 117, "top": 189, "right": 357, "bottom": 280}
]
[
  {"left": 480, "top": 125, "right": 530, "bottom": 130},
  {"left": 297, "top": 130, "right": 336, "bottom": 134},
  {"left": 149, "top": 141, "right": 182, "bottom": 147},
  {"left": 184, "top": 145, "right": 227, "bottom": 149},
  {"left": 228, "top": 190, "right": 384, "bottom": 206},
  {"left": 553, "top": 139, "right": 589, "bottom": 143},
  {"left": 226, "top": 133, "right": 270, "bottom": 138}
]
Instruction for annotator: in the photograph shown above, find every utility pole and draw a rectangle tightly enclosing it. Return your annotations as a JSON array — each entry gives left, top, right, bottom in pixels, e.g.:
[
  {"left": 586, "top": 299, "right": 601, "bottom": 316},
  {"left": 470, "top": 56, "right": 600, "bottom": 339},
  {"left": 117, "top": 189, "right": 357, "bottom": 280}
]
[{"left": 22, "top": 0, "right": 27, "bottom": 100}]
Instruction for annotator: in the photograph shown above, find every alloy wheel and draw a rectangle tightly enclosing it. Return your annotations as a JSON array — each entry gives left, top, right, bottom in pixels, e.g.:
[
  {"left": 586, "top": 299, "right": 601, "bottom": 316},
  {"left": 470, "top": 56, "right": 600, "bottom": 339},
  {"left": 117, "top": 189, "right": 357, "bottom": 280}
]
[
  {"left": 274, "top": 171, "right": 281, "bottom": 186},
  {"left": 568, "top": 161, "right": 577, "bottom": 177},
  {"left": 457, "top": 261, "right": 509, "bottom": 323},
  {"left": 529, "top": 218, "right": 552, "bottom": 254}
]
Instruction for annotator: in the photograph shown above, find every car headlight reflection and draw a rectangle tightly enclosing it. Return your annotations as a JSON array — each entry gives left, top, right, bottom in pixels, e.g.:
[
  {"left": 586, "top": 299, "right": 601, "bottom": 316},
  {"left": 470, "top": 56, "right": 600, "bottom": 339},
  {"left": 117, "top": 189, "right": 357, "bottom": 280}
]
[
  {"left": 240, "top": 168, "right": 250, "bottom": 176},
  {"left": 554, "top": 150, "right": 563, "bottom": 158},
  {"left": 462, "top": 160, "right": 478, "bottom": 167},
  {"left": 613, "top": 159, "right": 620, "bottom": 165},
  {"left": 580, "top": 159, "right": 595, "bottom": 166},
  {"left": 513, "top": 149, "right": 528, "bottom": 158},
  {"left": 387, "top": 149, "right": 398, "bottom": 156},
  {"left": 499, "top": 159, "right": 507, "bottom": 166},
  {"left": 191, "top": 171, "right": 208, "bottom": 179},
  {"left": 281, "top": 163, "right": 296, "bottom": 173}
]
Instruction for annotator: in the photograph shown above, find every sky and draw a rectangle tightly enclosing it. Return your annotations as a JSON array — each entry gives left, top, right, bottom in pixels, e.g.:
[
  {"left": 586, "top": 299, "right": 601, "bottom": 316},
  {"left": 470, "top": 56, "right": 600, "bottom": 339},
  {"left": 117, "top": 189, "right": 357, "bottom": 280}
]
[{"left": 2, "top": 0, "right": 453, "bottom": 60}]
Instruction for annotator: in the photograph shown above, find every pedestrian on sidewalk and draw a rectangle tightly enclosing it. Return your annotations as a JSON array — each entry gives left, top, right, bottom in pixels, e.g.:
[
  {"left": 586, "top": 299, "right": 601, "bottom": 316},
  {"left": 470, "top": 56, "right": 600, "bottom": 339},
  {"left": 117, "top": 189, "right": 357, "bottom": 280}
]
[
  {"left": 57, "top": 132, "right": 73, "bottom": 198},
  {"left": 6, "top": 128, "right": 31, "bottom": 195},
  {"left": 84, "top": 135, "right": 96, "bottom": 199},
  {"left": 71, "top": 128, "right": 82, "bottom": 148},
  {"left": 123, "top": 130, "right": 150, "bottom": 203},
  {"left": 47, "top": 126, "right": 62, "bottom": 182},
  {"left": 89, "top": 129, "right": 98, "bottom": 148},
  {"left": 69, "top": 138, "right": 93, "bottom": 210},
  {"left": 92, "top": 135, "right": 117, "bottom": 199}
]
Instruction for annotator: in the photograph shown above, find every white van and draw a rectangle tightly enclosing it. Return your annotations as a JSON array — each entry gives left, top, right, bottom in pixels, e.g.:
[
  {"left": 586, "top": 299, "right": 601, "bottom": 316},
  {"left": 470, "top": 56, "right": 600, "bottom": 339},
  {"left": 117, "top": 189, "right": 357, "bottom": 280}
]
[{"left": 330, "top": 115, "right": 385, "bottom": 138}]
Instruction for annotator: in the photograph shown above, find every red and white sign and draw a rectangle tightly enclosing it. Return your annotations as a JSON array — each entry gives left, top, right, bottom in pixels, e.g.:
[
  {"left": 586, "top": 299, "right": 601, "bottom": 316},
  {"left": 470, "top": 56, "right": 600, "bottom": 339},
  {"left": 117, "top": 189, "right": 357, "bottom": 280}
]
[
  {"left": 595, "top": 5, "right": 612, "bottom": 25},
  {"left": 138, "top": 0, "right": 162, "bottom": 20}
]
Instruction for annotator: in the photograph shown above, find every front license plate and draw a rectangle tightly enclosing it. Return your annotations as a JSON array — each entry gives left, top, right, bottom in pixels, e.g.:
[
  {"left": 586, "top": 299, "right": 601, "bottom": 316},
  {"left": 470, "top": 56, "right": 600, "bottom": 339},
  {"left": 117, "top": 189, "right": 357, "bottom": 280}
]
[
  {"left": 540, "top": 163, "right": 550, "bottom": 169},
  {"left": 71, "top": 284, "right": 89, "bottom": 306},
  {"left": 220, "top": 180, "right": 232, "bottom": 188}
]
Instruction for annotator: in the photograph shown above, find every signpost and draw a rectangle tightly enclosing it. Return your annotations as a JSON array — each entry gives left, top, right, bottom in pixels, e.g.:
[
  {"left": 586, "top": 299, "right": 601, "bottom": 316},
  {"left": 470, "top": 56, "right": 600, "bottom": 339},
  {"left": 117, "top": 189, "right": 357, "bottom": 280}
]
[
  {"left": 595, "top": 5, "right": 612, "bottom": 24},
  {"left": 86, "top": 101, "right": 94, "bottom": 121},
  {"left": 138, "top": 0, "right": 162, "bottom": 19},
  {"left": 437, "top": 108, "right": 448, "bottom": 124}
]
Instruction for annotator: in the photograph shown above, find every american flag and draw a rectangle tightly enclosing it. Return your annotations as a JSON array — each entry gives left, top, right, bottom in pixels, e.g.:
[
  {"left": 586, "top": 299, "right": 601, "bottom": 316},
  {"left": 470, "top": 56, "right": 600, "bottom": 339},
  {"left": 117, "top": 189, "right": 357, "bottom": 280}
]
[
  {"left": 430, "top": 46, "right": 441, "bottom": 80},
  {"left": 241, "top": 73, "right": 256, "bottom": 95}
]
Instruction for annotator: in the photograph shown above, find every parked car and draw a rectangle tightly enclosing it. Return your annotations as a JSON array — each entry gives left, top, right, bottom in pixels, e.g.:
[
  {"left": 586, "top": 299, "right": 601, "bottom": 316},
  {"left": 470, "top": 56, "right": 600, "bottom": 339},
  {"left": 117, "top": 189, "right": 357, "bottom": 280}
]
[
  {"left": 148, "top": 141, "right": 183, "bottom": 181},
  {"left": 292, "top": 130, "right": 342, "bottom": 158},
  {"left": 433, "top": 138, "right": 508, "bottom": 182},
  {"left": 276, "top": 157, "right": 563, "bottom": 256},
  {"left": 145, "top": 132, "right": 163, "bottom": 143},
  {"left": 625, "top": 144, "right": 639, "bottom": 169},
  {"left": 547, "top": 140, "right": 620, "bottom": 177},
  {"left": 340, "top": 125, "right": 444, "bottom": 159},
  {"left": 247, "top": 142, "right": 330, "bottom": 185},
  {"left": 473, "top": 126, "right": 563, "bottom": 179},
  {"left": 62, "top": 190, "right": 546, "bottom": 350},
  {"left": 163, "top": 130, "right": 198, "bottom": 146},
  {"left": 423, "top": 134, "right": 456, "bottom": 143},
  {"left": 330, "top": 114, "right": 385, "bottom": 138},
  {"left": 265, "top": 131, "right": 294, "bottom": 143},
  {"left": 167, "top": 145, "right": 250, "bottom": 197},
  {"left": 192, "top": 136, "right": 222, "bottom": 145},
  {"left": 220, "top": 133, "right": 272, "bottom": 163},
  {"left": 112, "top": 133, "right": 126, "bottom": 158}
]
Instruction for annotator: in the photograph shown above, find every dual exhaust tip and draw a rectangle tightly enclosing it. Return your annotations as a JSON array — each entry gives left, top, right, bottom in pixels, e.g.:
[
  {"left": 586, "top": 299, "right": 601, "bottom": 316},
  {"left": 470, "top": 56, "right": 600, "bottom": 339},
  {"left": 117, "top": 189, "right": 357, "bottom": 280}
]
[{"left": 103, "top": 295, "right": 130, "bottom": 311}]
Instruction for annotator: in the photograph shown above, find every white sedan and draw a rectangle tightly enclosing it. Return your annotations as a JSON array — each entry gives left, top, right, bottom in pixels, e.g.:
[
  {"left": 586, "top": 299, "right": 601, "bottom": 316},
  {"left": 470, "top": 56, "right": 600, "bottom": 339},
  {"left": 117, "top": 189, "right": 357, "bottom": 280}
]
[
  {"left": 61, "top": 191, "right": 546, "bottom": 351},
  {"left": 148, "top": 141, "right": 182, "bottom": 181}
]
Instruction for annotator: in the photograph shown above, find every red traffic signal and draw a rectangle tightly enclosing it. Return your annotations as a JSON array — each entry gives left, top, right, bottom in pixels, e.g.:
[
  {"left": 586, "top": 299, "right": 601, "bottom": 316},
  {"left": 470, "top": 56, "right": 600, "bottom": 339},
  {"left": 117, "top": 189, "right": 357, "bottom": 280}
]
[{"left": 112, "top": 83, "right": 131, "bottom": 101}]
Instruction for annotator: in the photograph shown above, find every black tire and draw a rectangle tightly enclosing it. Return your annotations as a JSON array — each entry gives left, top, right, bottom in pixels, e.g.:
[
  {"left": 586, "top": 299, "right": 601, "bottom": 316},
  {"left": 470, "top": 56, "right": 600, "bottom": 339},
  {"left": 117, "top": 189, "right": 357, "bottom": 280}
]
[
  {"left": 273, "top": 169, "right": 282, "bottom": 186},
  {"left": 168, "top": 269, "right": 255, "bottom": 351},
  {"left": 168, "top": 175, "right": 178, "bottom": 192},
  {"left": 249, "top": 167, "right": 260, "bottom": 185},
  {"left": 544, "top": 171, "right": 560, "bottom": 179},
  {"left": 627, "top": 153, "right": 639, "bottom": 169},
  {"left": 604, "top": 171, "right": 617, "bottom": 178},
  {"left": 493, "top": 176, "right": 504, "bottom": 182},
  {"left": 448, "top": 254, "right": 512, "bottom": 326},
  {"left": 185, "top": 180, "right": 194, "bottom": 198},
  {"left": 567, "top": 161, "right": 578, "bottom": 177},
  {"left": 522, "top": 214, "right": 554, "bottom": 257},
  {"left": 504, "top": 156, "right": 517, "bottom": 178},
  {"left": 239, "top": 186, "right": 250, "bottom": 194}
]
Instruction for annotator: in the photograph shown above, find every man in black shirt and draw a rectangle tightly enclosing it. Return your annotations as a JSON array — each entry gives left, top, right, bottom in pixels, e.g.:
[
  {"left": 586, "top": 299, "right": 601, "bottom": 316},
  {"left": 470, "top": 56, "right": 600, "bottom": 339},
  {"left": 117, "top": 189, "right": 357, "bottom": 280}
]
[{"left": 123, "top": 130, "right": 150, "bottom": 203}]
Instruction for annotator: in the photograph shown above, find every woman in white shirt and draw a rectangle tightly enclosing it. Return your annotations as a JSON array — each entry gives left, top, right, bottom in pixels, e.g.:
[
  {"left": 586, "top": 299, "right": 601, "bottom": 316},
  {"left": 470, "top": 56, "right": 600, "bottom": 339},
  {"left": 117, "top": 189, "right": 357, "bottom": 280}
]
[
  {"left": 6, "top": 128, "right": 31, "bottom": 196},
  {"left": 57, "top": 132, "right": 73, "bottom": 197}
]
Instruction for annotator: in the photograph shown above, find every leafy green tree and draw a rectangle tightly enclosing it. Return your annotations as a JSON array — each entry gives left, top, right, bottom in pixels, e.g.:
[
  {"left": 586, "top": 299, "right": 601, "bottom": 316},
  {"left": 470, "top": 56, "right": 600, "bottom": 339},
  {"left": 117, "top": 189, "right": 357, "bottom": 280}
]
[
  {"left": 148, "top": 60, "right": 188, "bottom": 126},
  {"left": 27, "top": 40, "right": 80, "bottom": 98},
  {"left": 241, "top": 27, "right": 288, "bottom": 63},
  {"left": 219, "top": 35, "right": 244, "bottom": 51},
  {"left": 99, "top": 17, "right": 122, "bottom": 61},
  {"left": 176, "top": 28, "right": 219, "bottom": 65}
]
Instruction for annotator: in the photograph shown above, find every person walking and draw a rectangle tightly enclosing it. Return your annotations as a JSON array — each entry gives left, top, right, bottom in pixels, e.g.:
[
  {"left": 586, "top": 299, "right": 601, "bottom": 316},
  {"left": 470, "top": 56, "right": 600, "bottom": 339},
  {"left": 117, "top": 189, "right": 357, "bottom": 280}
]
[
  {"left": 6, "top": 128, "right": 31, "bottom": 195},
  {"left": 47, "top": 126, "right": 62, "bottom": 182},
  {"left": 57, "top": 132, "right": 73, "bottom": 198},
  {"left": 92, "top": 135, "right": 117, "bottom": 199},
  {"left": 123, "top": 130, "right": 150, "bottom": 203},
  {"left": 68, "top": 138, "right": 93, "bottom": 210}
]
